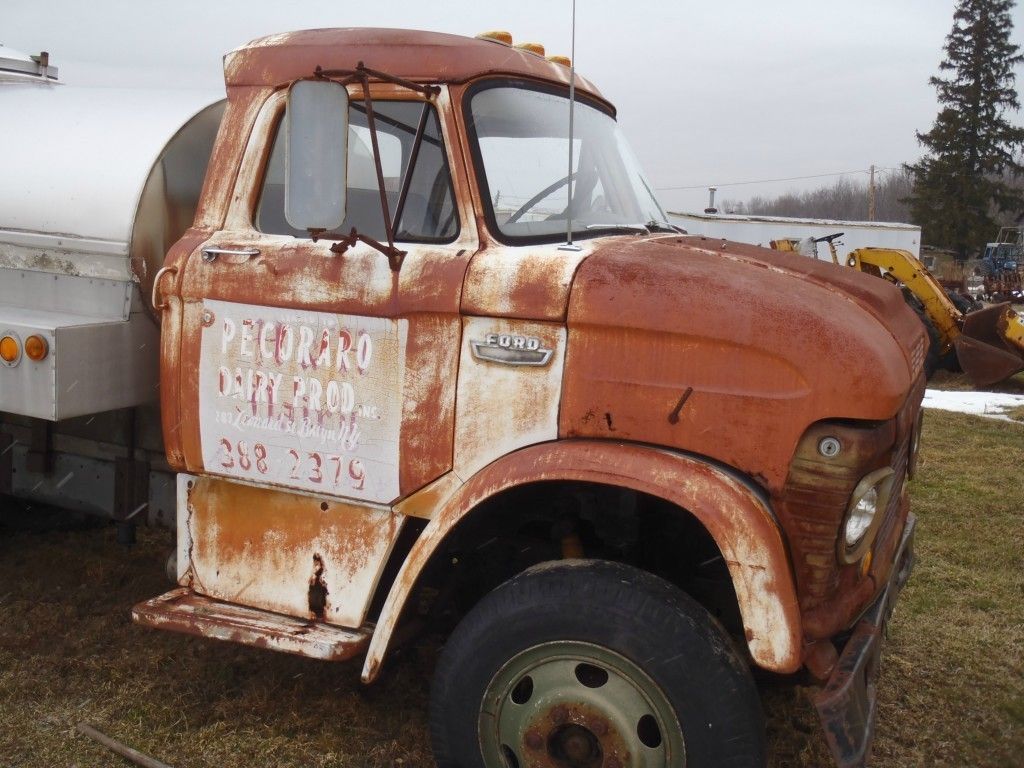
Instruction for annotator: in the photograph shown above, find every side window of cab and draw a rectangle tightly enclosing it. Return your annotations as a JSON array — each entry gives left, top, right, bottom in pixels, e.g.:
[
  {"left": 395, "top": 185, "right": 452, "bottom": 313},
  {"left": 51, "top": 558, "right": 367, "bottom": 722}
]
[{"left": 256, "top": 100, "right": 459, "bottom": 243}]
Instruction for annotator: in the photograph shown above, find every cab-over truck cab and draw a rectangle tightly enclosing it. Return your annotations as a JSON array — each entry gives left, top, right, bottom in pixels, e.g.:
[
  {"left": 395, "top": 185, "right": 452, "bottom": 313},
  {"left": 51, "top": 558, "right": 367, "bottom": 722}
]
[{"left": 3, "top": 29, "right": 924, "bottom": 768}]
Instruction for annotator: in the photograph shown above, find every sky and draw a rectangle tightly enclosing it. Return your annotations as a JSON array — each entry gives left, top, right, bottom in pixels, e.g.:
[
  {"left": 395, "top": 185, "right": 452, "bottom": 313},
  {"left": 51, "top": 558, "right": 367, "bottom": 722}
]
[{"left": 3, "top": 0, "right": 1023, "bottom": 214}]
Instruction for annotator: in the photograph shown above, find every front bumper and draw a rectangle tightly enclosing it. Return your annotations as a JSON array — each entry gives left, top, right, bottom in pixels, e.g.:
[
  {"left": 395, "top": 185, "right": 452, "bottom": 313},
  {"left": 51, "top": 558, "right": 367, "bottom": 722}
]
[{"left": 813, "top": 513, "right": 916, "bottom": 768}]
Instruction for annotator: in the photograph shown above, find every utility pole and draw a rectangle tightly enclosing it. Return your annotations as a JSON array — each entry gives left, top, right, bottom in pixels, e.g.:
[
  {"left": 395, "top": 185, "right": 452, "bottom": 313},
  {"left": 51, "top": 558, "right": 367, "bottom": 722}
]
[{"left": 868, "top": 164, "right": 877, "bottom": 221}]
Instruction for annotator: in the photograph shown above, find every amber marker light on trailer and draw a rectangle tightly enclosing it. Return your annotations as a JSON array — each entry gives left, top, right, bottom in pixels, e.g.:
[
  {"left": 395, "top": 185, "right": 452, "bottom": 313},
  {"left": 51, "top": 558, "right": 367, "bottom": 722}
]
[
  {"left": 25, "top": 334, "right": 48, "bottom": 361},
  {"left": 0, "top": 333, "right": 20, "bottom": 366}
]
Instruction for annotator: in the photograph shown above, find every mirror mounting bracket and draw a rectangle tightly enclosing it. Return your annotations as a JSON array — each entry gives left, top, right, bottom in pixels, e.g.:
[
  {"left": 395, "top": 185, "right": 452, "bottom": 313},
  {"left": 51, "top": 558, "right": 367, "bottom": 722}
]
[
  {"left": 309, "top": 62, "right": 439, "bottom": 272},
  {"left": 329, "top": 228, "right": 406, "bottom": 272}
]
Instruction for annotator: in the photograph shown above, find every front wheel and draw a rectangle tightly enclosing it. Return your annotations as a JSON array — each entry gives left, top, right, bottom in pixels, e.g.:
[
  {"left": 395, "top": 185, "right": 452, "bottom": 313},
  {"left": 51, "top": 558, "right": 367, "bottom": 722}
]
[{"left": 429, "top": 559, "right": 765, "bottom": 768}]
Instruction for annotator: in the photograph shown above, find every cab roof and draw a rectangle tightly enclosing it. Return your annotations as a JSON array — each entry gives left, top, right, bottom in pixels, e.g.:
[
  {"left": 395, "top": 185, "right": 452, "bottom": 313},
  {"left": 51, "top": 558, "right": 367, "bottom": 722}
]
[{"left": 224, "top": 28, "right": 609, "bottom": 109}]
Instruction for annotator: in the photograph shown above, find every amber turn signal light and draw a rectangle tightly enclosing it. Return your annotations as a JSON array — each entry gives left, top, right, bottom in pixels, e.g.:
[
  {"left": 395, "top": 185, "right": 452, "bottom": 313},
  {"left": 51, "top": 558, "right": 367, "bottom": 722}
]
[
  {"left": 859, "top": 548, "right": 873, "bottom": 579},
  {"left": 25, "top": 334, "right": 48, "bottom": 361},
  {"left": 0, "top": 335, "right": 19, "bottom": 364}
]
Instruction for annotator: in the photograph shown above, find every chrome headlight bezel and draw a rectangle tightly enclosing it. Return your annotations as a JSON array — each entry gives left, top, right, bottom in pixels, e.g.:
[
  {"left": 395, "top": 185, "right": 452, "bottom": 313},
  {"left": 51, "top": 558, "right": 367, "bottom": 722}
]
[{"left": 837, "top": 466, "right": 897, "bottom": 564}]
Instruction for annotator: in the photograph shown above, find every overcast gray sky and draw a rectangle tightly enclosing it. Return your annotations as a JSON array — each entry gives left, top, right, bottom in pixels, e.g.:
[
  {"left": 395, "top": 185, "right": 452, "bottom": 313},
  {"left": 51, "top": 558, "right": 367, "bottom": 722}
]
[{"left": 4, "top": 0, "right": 1023, "bottom": 214}]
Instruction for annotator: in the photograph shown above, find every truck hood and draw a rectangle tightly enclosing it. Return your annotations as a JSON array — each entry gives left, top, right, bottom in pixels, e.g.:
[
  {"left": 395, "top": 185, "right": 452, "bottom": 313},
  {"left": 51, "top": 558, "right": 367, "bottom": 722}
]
[
  {"left": 559, "top": 235, "right": 927, "bottom": 490},
  {"left": 676, "top": 236, "right": 926, "bottom": 353}
]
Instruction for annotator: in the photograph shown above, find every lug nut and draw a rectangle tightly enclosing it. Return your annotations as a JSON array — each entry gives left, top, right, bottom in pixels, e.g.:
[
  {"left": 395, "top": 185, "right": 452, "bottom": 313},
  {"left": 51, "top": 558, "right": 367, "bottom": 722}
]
[
  {"left": 587, "top": 718, "right": 607, "bottom": 737},
  {"left": 550, "top": 705, "right": 569, "bottom": 724}
]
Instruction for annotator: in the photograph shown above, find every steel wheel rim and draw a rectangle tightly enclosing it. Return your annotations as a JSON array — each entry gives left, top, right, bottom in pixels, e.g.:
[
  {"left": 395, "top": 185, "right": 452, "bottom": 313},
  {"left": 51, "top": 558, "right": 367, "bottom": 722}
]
[{"left": 478, "top": 640, "right": 685, "bottom": 768}]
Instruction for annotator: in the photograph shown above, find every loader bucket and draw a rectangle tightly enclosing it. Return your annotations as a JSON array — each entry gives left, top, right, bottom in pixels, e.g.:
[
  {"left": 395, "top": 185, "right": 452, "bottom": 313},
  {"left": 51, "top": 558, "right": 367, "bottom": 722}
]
[{"left": 953, "top": 302, "right": 1024, "bottom": 387}]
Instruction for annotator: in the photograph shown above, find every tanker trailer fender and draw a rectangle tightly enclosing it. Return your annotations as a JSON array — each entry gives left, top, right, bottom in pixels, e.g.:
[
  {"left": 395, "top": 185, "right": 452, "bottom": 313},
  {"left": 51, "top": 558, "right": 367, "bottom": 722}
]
[{"left": 361, "top": 439, "right": 803, "bottom": 683}]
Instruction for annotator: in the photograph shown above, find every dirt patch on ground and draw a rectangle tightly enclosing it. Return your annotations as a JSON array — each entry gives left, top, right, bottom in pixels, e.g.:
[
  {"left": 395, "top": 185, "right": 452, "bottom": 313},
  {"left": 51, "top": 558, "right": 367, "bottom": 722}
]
[{"left": 1, "top": 409, "right": 1021, "bottom": 767}]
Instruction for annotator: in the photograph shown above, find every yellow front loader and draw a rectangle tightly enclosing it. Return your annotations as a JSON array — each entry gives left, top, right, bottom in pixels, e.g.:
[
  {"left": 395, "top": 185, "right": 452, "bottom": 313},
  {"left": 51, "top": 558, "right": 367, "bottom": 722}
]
[{"left": 773, "top": 236, "right": 1024, "bottom": 386}]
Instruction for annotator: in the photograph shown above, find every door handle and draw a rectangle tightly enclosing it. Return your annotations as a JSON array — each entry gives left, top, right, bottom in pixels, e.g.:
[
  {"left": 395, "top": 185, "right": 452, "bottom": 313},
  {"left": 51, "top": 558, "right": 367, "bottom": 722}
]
[
  {"left": 151, "top": 265, "right": 178, "bottom": 311},
  {"left": 201, "top": 247, "right": 261, "bottom": 263}
]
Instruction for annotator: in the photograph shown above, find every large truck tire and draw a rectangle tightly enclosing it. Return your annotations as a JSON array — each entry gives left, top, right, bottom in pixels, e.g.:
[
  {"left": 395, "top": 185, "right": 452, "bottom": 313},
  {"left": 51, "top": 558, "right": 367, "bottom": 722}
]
[
  {"left": 905, "top": 294, "right": 954, "bottom": 375},
  {"left": 429, "top": 559, "right": 765, "bottom": 768},
  {"left": 945, "top": 289, "right": 980, "bottom": 316}
]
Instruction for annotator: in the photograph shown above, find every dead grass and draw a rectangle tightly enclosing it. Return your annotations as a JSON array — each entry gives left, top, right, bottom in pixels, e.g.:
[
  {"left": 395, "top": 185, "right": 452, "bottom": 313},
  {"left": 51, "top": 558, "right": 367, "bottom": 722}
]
[
  {"left": 929, "top": 369, "right": 1024, "bottom": 395},
  {"left": 0, "top": 516, "right": 434, "bottom": 767},
  {"left": 1, "top": 409, "right": 1022, "bottom": 767}
]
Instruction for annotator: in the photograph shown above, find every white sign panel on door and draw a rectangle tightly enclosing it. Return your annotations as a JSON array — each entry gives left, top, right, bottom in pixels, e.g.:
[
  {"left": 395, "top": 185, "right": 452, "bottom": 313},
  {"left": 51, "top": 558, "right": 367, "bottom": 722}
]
[{"left": 198, "top": 299, "right": 407, "bottom": 504}]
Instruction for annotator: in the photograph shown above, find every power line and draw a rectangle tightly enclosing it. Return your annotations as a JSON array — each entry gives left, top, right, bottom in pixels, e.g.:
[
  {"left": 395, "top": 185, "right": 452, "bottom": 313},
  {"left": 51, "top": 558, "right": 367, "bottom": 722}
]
[{"left": 655, "top": 167, "right": 902, "bottom": 192}]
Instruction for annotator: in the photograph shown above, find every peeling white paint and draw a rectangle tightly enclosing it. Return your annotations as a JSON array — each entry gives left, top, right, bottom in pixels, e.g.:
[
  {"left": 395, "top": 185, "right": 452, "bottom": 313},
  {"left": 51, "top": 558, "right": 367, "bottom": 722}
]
[{"left": 453, "top": 317, "right": 567, "bottom": 479}]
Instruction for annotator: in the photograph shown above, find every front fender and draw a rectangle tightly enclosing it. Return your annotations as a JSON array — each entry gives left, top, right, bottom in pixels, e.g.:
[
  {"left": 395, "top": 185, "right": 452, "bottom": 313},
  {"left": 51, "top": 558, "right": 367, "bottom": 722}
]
[{"left": 362, "top": 440, "right": 802, "bottom": 682}]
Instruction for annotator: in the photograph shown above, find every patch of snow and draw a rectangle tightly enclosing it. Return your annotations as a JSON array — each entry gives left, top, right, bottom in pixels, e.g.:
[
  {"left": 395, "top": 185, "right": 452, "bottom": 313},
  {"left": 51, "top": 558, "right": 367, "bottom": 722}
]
[{"left": 923, "top": 389, "right": 1024, "bottom": 423}]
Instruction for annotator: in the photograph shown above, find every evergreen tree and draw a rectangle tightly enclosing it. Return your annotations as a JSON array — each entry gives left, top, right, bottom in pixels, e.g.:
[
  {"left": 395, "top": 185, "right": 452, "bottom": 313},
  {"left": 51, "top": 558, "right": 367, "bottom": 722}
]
[{"left": 905, "top": 0, "right": 1024, "bottom": 259}]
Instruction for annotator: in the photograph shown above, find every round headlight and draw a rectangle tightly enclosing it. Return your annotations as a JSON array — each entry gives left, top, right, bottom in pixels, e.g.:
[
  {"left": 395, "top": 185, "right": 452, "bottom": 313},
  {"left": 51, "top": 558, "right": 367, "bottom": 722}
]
[
  {"left": 838, "top": 467, "right": 896, "bottom": 564},
  {"left": 844, "top": 486, "right": 878, "bottom": 547}
]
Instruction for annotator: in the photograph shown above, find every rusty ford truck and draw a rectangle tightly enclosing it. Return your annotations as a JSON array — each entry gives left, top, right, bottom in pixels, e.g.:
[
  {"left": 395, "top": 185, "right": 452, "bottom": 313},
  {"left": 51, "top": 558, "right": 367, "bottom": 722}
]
[{"left": 0, "top": 29, "right": 925, "bottom": 768}]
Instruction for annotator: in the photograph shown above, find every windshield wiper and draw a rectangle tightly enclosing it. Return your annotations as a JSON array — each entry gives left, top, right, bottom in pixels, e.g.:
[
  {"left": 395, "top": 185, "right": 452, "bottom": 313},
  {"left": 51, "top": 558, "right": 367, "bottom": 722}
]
[{"left": 585, "top": 223, "right": 650, "bottom": 235}]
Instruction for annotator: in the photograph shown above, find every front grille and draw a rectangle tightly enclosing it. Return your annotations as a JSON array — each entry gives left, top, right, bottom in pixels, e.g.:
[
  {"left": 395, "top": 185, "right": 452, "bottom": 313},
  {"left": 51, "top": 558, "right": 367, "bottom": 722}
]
[
  {"left": 875, "top": 378, "right": 922, "bottom": 551},
  {"left": 874, "top": 466, "right": 906, "bottom": 559},
  {"left": 779, "top": 374, "right": 925, "bottom": 625},
  {"left": 783, "top": 465, "right": 851, "bottom": 600},
  {"left": 777, "top": 421, "right": 894, "bottom": 605},
  {"left": 911, "top": 335, "right": 926, "bottom": 379}
]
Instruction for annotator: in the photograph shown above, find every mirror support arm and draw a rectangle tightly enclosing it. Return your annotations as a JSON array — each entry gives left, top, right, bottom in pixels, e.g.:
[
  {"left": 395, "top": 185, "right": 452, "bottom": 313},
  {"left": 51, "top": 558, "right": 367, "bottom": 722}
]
[
  {"left": 309, "top": 62, "right": 439, "bottom": 271},
  {"left": 392, "top": 102, "right": 431, "bottom": 240},
  {"left": 316, "top": 64, "right": 440, "bottom": 98},
  {"left": 357, "top": 72, "right": 399, "bottom": 259}
]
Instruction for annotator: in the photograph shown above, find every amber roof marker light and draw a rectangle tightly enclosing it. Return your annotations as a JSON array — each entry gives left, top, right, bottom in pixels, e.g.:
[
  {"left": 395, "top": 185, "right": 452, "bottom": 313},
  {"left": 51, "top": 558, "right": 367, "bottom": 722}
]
[
  {"left": 0, "top": 332, "right": 21, "bottom": 366},
  {"left": 513, "top": 42, "right": 545, "bottom": 57},
  {"left": 475, "top": 31, "right": 513, "bottom": 45},
  {"left": 25, "top": 334, "right": 49, "bottom": 361}
]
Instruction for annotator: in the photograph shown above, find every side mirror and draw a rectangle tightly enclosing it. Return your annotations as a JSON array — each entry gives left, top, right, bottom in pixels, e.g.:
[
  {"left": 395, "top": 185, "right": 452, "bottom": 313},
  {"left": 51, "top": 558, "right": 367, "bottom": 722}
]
[{"left": 285, "top": 79, "right": 349, "bottom": 232}]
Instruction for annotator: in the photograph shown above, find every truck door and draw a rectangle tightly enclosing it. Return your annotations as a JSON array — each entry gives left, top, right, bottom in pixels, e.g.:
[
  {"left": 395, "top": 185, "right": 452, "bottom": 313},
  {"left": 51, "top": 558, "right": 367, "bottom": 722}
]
[
  {"left": 167, "top": 85, "right": 475, "bottom": 626},
  {"left": 179, "top": 85, "right": 473, "bottom": 501}
]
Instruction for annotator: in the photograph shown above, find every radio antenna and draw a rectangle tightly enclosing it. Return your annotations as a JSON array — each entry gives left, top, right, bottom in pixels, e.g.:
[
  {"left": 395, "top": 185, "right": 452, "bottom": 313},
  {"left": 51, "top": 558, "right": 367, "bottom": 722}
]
[{"left": 559, "top": 0, "right": 582, "bottom": 252}]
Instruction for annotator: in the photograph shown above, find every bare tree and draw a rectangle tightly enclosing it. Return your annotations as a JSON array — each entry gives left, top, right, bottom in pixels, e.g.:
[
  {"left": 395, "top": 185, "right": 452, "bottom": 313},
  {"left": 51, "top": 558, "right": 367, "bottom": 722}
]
[{"left": 722, "top": 169, "right": 914, "bottom": 222}]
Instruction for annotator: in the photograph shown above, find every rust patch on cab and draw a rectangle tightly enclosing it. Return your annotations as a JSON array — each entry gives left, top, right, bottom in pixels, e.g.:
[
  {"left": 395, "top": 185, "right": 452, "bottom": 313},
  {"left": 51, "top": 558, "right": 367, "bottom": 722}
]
[
  {"left": 186, "top": 475, "right": 404, "bottom": 628},
  {"left": 561, "top": 236, "right": 922, "bottom": 492}
]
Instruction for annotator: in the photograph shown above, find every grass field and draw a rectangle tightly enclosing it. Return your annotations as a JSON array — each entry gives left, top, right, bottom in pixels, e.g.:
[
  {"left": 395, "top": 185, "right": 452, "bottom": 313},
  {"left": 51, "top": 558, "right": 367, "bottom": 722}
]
[{"left": 1, "top": 409, "right": 1021, "bottom": 767}]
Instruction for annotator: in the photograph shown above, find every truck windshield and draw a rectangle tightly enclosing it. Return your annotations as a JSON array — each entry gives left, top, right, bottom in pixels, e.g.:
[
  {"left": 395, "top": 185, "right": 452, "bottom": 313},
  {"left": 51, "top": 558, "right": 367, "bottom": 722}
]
[{"left": 466, "top": 83, "right": 670, "bottom": 242}]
